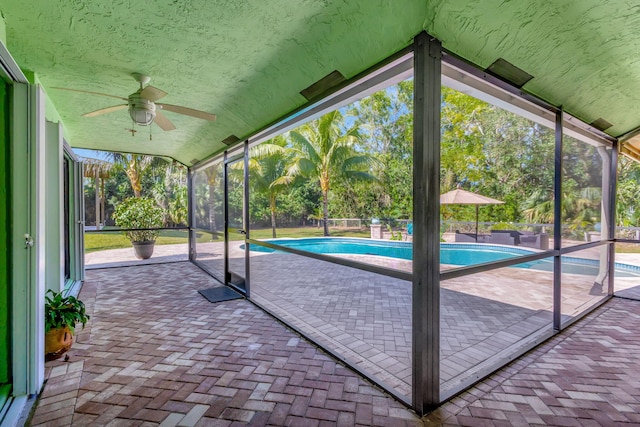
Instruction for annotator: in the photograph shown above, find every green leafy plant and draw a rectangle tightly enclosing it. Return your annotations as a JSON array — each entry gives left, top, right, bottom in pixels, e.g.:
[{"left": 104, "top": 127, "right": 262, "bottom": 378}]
[
  {"left": 491, "top": 222, "right": 512, "bottom": 230},
  {"left": 387, "top": 224, "right": 403, "bottom": 241},
  {"left": 113, "top": 197, "right": 163, "bottom": 242},
  {"left": 45, "top": 290, "right": 89, "bottom": 334}
]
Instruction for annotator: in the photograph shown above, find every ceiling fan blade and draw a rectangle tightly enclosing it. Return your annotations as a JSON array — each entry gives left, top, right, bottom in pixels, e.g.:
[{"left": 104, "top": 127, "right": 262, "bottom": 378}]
[
  {"left": 82, "top": 104, "right": 128, "bottom": 117},
  {"left": 140, "top": 85, "right": 168, "bottom": 101},
  {"left": 52, "top": 87, "right": 128, "bottom": 101},
  {"left": 157, "top": 103, "right": 217, "bottom": 121},
  {"left": 154, "top": 110, "right": 176, "bottom": 131}
]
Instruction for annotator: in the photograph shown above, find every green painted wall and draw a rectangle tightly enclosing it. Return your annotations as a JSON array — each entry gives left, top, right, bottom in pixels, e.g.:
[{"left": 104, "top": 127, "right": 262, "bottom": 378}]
[{"left": 0, "top": 80, "right": 9, "bottom": 384}]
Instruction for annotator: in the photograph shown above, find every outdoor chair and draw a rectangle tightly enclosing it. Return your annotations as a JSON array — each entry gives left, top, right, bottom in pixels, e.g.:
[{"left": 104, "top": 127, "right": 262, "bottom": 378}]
[
  {"left": 455, "top": 230, "right": 479, "bottom": 243},
  {"left": 490, "top": 230, "right": 521, "bottom": 245},
  {"left": 489, "top": 232, "right": 515, "bottom": 245},
  {"left": 519, "top": 232, "right": 549, "bottom": 250}
]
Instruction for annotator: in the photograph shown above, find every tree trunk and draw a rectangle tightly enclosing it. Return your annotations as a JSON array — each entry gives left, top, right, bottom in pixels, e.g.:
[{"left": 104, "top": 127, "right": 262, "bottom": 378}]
[
  {"left": 94, "top": 172, "right": 100, "bottom": 229},
  {"left": 126, "top": 156, "right": 142, "bottom": 197},
  {"left": 322, "top": 190, "right": 330, "bottom": 236},
  {"left": 208, "top": 184, "right": 218, "bottom": 239},
  {"left": 270, "top": 193, "right": 277, "bottom": 238},
  {"left": 100, "top": 178, "right": 106, "bottom": 227}
]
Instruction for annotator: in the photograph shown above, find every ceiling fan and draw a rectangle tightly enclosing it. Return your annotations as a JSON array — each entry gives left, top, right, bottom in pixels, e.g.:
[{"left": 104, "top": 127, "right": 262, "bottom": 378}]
[{"left": 54, "top": 73, "right": 216, "bottom": 131}]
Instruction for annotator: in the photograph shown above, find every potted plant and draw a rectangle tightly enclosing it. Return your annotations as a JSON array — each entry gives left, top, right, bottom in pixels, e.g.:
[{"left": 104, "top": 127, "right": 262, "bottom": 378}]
[
  {"left": 45, "top": 290, "right": 89, "bottom": 361},
  {"left": 113, "top": 197, "right": 164, "bottom": 259}
]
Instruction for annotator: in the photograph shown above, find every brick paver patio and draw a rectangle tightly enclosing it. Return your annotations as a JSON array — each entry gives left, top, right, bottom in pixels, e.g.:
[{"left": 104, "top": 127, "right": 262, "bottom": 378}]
[
  {"left": 88, "top": 240, "right": 640, "bottom": 401},
  {"left": 30, "top": 260, "right": 640, "bottom": 426},
  {"left": 197, "top": 243, "right": 617, "bottom": 398},
  {"left": 30, "top": 262, "right": 420, "bottom": 426},
  {"left": 426, "top": 296, "right": 640, "bottom": 426}
]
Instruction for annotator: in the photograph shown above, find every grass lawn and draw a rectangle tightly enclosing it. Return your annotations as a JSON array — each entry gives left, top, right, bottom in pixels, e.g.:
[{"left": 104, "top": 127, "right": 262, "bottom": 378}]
[
  {"left": 85, "top": 226, "right": 370, "bottom": 253},
  {"left": 616, "top": 242, "right": 640, "bottom": 253},
  {"left": 226, "top": 226, "right": 370, "bottom": 241},
  {"left": 85, "top": 229, "right": 189, "bottom": 253}
]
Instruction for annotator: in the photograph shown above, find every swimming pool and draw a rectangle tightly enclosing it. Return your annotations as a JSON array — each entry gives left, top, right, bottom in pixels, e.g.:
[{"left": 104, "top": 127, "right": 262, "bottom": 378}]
[{"left": 247, "top": 237, "right": 640, "bottom": 277}]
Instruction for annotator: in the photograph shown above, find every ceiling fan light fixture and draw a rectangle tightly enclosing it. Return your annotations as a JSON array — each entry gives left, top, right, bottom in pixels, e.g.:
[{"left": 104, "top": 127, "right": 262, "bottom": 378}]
[
  {"left": 128, "top": 95, "right": 156, "bottom": 126},
  {"left": 57, "top": 73, "right": 216, "bottom": 132}
]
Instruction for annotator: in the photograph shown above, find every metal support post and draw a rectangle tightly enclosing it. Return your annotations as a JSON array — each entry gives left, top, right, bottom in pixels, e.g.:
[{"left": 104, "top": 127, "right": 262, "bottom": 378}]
[
  {"left": 187, "top": 169, "right": 195, "bottom": 261},
  {"left": 553, "top": 109, "right": 563, "bottom": 330},
  {"left": 412, "top": 31, "right": 442, "bottom": 414},
  {"left": 223, "top": 151, "right": 229, "bottom": 285},
  {"left": 608, "top": 141, "right": 618, "bottom": 295},
  {"left": 243, "top": 140, "right": 251, "bottom": 297}
]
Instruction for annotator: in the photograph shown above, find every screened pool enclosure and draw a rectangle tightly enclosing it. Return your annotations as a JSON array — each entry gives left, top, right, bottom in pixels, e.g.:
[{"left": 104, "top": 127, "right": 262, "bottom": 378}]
[{"left": 177, "top": 33, "right": 625, "bottom": 413}]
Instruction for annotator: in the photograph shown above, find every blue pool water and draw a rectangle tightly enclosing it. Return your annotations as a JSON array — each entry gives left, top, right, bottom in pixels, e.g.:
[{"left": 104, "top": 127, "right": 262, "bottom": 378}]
[{"left": 247, "top": 237, "right": 640, "bottom": 277}]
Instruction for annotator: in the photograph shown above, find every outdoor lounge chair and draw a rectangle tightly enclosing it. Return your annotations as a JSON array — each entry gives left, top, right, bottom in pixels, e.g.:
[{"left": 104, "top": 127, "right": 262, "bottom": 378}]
[
  {"left": 404, "top": 222, "right": 413, "bottom": 241},
  {"left": 489, "top": 232, "right": 515, "bottom": 245},
  {"left": 455, "top": 230, "right": 480, "bottom": 243},
  {"left": 519, "top": 232, "right": 549, "bottom": 250},
  {"left": 490, "top": 230, "right": 521, "bottom": 245}
]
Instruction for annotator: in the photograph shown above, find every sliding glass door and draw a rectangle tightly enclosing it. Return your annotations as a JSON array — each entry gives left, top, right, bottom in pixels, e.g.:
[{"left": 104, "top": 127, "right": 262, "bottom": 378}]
[
  {"left": 0, "top": 77, "right": 10, "bottom": 416},
  {"left": 192, "top": 146, "right": 248, "bottom": 293},
  {"left": 63, "top": 146, "right": 84, "bottom": 290},
  {"left": 225, "top": 155, "right": 247, "bottom": 291}
]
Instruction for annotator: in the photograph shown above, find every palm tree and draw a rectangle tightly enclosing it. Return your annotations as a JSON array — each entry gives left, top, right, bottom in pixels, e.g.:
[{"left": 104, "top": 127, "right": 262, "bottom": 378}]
[
  {"left": 204, "top": 163, "right": 222, "bottom": 238},
  {"left": 151, "top": 162, "right": 188, "bottom": 226},
  {"left": 83, "top": 159, "right": 113, "bottom": 229},
  {"left": 247, "top": 136, "right": 290, "bottom": 238},
  {"left": 522, "top": 185, "right": 602, "bottom": 238},
  {"left": 106, "top": 153, "right": 164, "bottom": 198},
  {"left": 280, "top": 110, "right": 378, "bottom": 236}
]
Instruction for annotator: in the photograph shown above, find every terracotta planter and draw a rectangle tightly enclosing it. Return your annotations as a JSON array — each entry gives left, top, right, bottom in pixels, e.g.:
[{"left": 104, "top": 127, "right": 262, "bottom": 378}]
[
  {"left": 45, "top": 326, "right": 73, "bottom": 361},
  {"left": 132, "top": 240, "right": 155, "bottom": 259}
]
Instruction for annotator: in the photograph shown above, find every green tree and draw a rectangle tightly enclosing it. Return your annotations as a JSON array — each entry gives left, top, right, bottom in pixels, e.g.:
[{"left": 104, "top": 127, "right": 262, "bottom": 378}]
[
  {"left": 151, "top": 162, "right": 188, "bottom": 226},
  {"left": 248, "top": 136, "right": 290, "bottom": 238},
  {"left": 441, "top": 87, "right": 488, "bottom": 192},
  {"left": 107, "top": 153, "right": 167, "bottom": 198},
  {"left": 82, "top": 159, "right": 113, "bottom": 228},
  {"left": 347, "top": 80, "right": 414, "bottom": 220},
  {"left": 281, "top": 110, "right": 378, "bottom": 236},
  {"left": 203, "top": 163, "right": 223, "bottom": 237},
  {"left": 617, "top": 157, "right": 640, "bottom": 228}
]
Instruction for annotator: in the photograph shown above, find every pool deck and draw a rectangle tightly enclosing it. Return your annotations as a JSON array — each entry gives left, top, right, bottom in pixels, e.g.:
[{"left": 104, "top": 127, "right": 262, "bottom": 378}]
[
  {"left": 84, "top": 240, "right": 640, "bottom": 401},
  {"left": 85, "top": 244, "right": 189, "bottom": 269},
  {"left": 32, "top": 263, "right": 421, "bottom": 426},
  {"left": 31, "top": 258, "right": 640, "bottom": 425}
]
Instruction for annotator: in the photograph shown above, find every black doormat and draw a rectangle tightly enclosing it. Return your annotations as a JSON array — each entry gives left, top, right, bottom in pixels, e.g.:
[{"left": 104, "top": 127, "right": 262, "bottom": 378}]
[{"left": 198, "top": 286, "right": 243, "bottom": 303}]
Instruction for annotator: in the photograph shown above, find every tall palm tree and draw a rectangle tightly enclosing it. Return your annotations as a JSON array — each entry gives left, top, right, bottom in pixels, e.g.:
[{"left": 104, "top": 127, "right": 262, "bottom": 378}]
[
  {"left": 522, "top": 185, "right": 602, "bottom": 238},
  {"left": 248, "top": 136, "right": 290, "bottom": 238},
  {"left": 83, "top": 159, "right": 113, "bottom": 229},
  {"left": 107, "top": 153, "right": 164, "bottom": 198},
  {"left": 204, "top": 163, "right": 222, "bottom": 238},
  {"left": 279, "top": 110, "right": 377, "bottom": 236}
]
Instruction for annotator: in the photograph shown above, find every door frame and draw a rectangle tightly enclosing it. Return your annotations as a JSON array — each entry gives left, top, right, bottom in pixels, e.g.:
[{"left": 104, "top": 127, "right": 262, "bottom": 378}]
[
  {"left": 63, "top": 142, "right": 84, "bottom": 296},
  {"left": 189, "top": 142, "right": 250, "bottom": 296},
  {"left": 0, "top": 40, "right": 46, "bottom": 425},
  {"left": 223, "top": 142, "right": 250, "bottom": 296},
  {"left": 11, "top": 82, "right": 45, "bottom": 397}
]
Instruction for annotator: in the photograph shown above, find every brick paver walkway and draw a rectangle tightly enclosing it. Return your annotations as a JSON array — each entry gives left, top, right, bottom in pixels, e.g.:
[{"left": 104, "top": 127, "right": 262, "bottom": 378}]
[{"left": 30, "top": 262, "right": 420, "bottom": 426}]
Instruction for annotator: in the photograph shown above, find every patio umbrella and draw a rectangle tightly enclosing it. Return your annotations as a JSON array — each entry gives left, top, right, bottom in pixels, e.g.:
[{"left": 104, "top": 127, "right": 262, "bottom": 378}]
[{"left": 440, "top": 185, "right": 504, "bottom": 242}]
